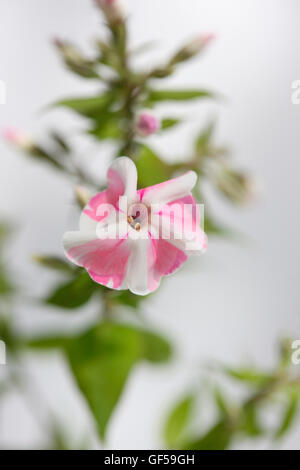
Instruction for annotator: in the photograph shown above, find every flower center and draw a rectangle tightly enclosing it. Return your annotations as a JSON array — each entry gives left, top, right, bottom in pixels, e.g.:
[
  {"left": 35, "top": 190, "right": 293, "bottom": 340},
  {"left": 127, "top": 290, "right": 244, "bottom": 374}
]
[{"left": 127, "top": 203, "right": 149, "bottom": 231}]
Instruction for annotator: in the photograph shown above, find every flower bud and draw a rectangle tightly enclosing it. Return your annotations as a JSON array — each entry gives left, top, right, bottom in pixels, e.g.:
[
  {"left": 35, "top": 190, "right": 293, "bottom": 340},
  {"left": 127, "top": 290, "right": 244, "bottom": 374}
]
[
  {"left": 94, "top": 0, "right": 126, "bottom": 24},
  {"left": 213, "top": 162, "right": 258, "bottom": 205},
  {"left": 74, "top": 185, "right": 92, "bottom": 209},
  {"left": 53, "top": 39, "right": 98, "bottom": 79},
  {"left": 134, "top": 110, "right": 160, "bottom": 137},
  {"left": 2, "top": 127, "right": 34, "bottom": 151},
  {"left": 171, "top": 33, "right": 215, "bottom": 64}
]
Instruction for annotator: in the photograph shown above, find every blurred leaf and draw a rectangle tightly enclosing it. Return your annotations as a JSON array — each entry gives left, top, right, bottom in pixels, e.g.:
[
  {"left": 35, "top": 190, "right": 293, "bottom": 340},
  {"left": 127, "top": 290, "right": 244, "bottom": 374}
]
[
  {"left": 111, "top": 290, "right": 144, "bottom": 310},
  {"left": 241, "top": 404, "right": 262, "bottom": 437},
  {"left": 161, "top": 118, "right": 181, "bottom": 131},
  {"left": 55, "top": 93, "right": 115, "bottom": 120},
  {"left": 46, "top": 271, "right": 98, "bottom": 309},
  {"left": 275, "top": 396, "right": 299, "bottom": 439},
  {"left": 148, "top": 89, "right": 214, "bottom": 103},
  {"left": 96, "top": 41, "right": 122, "bottom": 73},
  {"left": 279, "top": 338, "right": 293, "bottom": 369},
  {"left": 164, "top": 394, "right": 195, "bottom": 448},
  {"left": 0, "top": 223, "right": 14, "bottom": 296},
  {"left": 0, "top": 269, "right": 13, "bottom": 296},
  {"left": 225, "top": 367, "right": 271, "bottom": 387},
  {"left": 89, "top": 117, "right": 122, "bottom": 140},
  {"left": 195, "top": 121, "right": 215, "bottom": 154},
  {"left": 184, "top": 421, "right": 233, "bottom": 450},
  {"left": 0, "top": 223, "right": 11, "bottom": 246},
  {"left": 25, "top": 145, "right": 65, "bottom": 172},
  {"left": 135, "top": 145, "right": 170, "bottom": 187},
  {"left": 29, "top": 322, "right": 172, "bottom": 439},
  {"left": 33, "top": 255, "right": 76, "bottom": 275},
  {"left": 214, "top": 387, "right": 231, "bottom": 418},
  {"left": 142, "top": 329, "right": 172, "bottom": 363}
]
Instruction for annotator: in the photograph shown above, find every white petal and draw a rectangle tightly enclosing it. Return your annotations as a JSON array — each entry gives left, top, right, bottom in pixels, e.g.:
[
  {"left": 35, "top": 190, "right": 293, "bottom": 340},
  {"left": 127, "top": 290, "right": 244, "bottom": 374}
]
[
  {"left": 126, "top": 237, "right": 151, "bottom": 295},
  {"left": 63, "top": 231, "right": 97, "bottom": 265},
  {"left": 142, "top": 171, "right": 197, "bottom": 205},
  {"left": 108, "top": 156, "right": 137, "bottom": 203}
]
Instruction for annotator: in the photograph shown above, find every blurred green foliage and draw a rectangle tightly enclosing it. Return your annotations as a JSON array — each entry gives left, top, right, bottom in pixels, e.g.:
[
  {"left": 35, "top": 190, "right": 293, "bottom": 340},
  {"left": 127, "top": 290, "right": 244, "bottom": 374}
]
[
  {"left": 164, "top": 342, "right": 300, "bottom": 449},
  {"left": 0, "top": 0, "right": 296, "bottom": 451},
  {"left": 29, "top": 321, "right": 171, "bottom": 438}
]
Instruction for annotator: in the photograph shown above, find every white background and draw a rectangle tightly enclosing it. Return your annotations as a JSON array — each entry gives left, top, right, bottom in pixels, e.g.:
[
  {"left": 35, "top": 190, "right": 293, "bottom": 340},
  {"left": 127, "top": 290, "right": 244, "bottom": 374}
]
[{"left": 0, "top": 0, "right": 299, "bottom": 449}]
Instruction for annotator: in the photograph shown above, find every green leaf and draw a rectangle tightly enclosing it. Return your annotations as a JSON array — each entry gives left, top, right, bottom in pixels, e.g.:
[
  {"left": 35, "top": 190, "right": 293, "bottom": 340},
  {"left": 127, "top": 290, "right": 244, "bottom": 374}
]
[
  {"left": 46, "top": 271, "right": 98, "bottom": 309},
  {"left": 89, "top": 118, "right": 122, "bottom": 140},
  {"left": 214, "top": 387, "right": 231, "bottom": 417},
  {"left": 29, "top": 322, "right": 172, "bottom": 439},
  {"left": 184, "top": 421, "right": 233, "bottom": 450},
  {"left": 0, "top": 223, "right": 11, "bottom": 247},
  {"left": 225, "top": 367, "right": 271, "bottom": 387},
  {"left": 195, "top": 121, "right": 215, "bottom": 154},
  {"left": 148, "top": 89, "right": 214, "bottom": 103},
  {"left": 111, "top": 290, "right": 144, "bottom": 310},
  {"left": 164, "top": 394, "right": 195, "bottom": 448},
  {"left": 142, "top": 330, "right": 172, "bottom": 363},
  {"left": 55, "top": 93, "right": 115, "bottom": 120},
  {"left": 135, "top": 145, "right": 170, "bottom": 188},
  {"left": 241, "top": 404, "right": 262, "bottom": 437},
  {"left": 161, "top": 118, "right": 181, "bottom": 131},
  {"left": 275, "top": 396, "right": 299, "bottom": 439},
  {"left": 0, "top": 269, "right": 13, "bottom": 296}
]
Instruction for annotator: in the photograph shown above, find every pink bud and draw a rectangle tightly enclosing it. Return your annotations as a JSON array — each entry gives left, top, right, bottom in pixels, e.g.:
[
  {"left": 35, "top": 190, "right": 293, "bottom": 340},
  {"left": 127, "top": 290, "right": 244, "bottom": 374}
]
[
  {"left": 2, "top": 127, "right": 34, "bottom": 150},
  {"left": 94, "top": 0, "right": 126, "bottom": 23},
  {"left": 201, "top": 33, "right": 216, "bottom": 46},
  {"left": 135, "top": 111, "right": 160, "bottom": 137},
  {"left": 186, "top": 33, "right": 215, "bottom": 55},
  {"left": 53, "top": 37, "right": 64, "bottom": 49}
]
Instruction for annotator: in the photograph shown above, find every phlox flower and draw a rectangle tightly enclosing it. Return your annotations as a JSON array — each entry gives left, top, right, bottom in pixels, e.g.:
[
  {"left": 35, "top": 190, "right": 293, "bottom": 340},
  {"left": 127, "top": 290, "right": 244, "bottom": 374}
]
[{"left": 63, "top": 157, "right": 206, "bottom": 295}]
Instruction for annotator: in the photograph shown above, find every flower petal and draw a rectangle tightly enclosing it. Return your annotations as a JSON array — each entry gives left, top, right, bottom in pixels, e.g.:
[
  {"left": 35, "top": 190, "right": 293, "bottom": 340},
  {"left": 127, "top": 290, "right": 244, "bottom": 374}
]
[
  {"left": 82, "top": 156, "right": 137, "bottom": 227},
  {"left": 125, "top": 235, "right": 187, "bottom": 295},
  {"left": 107, "top": 156, "right": 137, "bottom": 204},
  {"left": 126, "top": 237, "right": 151, "bottom": 295},
  {"left": 148, "top": 238, "right": 187, "bottom": 292},
  {"left": 63, "top": 230, "right": 131, "bottom": 289},
  {"left": 153, "top": 194, "right": 207, "bottom": 253},
  {"left": 138, "top": 171, "right": 197, "bottom": 205}
]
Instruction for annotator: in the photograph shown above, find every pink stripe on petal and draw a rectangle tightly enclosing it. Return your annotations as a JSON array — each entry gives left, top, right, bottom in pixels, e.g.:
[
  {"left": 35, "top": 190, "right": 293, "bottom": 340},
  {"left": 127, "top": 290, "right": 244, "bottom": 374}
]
[
  {"left": 151, "top": 194, "right": 206, "bottom": 253},
  {"left": 107, "top": 167, "right": 125, "bottom": 205},
  {"left": 68, "top": 238, "right": 131, "bottom": 289},
  {"left": 83, "top": 190, "right": 111, "bottom": 222},
  {"left": 147, "top": 238, "right": 187, "bottom": 292},
  {"left": 83, "top": 157, "right": 138, "bottom": 223}
]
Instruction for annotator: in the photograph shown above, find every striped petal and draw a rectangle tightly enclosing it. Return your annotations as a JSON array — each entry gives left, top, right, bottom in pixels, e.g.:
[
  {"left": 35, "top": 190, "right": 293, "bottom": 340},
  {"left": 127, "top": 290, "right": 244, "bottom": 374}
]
[
  {"left": 138, "top": 171, "right": 197, "bottom": 205},
  {"left": 63, "top": 230, "right": 131, "bottom": 290}
]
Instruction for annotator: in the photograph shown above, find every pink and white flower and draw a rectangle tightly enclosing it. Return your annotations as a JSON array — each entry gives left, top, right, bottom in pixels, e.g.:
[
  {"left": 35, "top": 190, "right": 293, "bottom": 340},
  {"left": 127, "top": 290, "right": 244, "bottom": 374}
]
[
  {"left": 134, "top": 110, "right": 160, "bottom": 137},
  {"left": 63, "top": 157, "right": 206, "bottom": 295}
]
